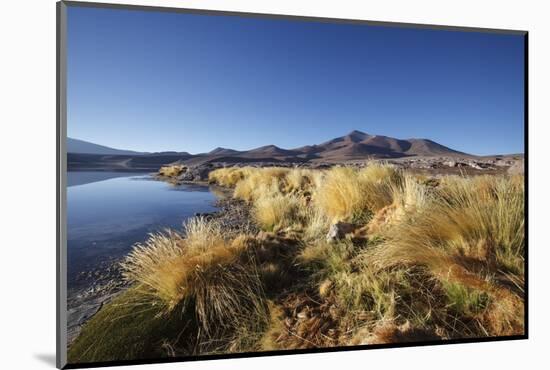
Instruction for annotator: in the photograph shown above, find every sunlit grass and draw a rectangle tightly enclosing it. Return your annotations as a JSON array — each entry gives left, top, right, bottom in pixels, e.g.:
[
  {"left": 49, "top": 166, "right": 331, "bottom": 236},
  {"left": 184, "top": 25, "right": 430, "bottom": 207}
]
[{"left": 158, "top": 164, "right": 185, "bottom": 177}]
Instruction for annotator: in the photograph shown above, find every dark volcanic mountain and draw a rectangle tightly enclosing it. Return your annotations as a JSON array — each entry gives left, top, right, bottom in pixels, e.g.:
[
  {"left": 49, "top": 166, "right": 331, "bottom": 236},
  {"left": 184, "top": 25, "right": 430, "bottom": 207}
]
[{"left": 67, "top": 131, "right": 468, "bottom": 170}]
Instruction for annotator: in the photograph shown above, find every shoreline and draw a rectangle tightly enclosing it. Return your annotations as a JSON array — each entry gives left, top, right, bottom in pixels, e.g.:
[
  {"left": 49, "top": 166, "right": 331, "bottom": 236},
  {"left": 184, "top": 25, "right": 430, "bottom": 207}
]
[{"left": 67, "top": 177, "right": 245, "bottom": 345}]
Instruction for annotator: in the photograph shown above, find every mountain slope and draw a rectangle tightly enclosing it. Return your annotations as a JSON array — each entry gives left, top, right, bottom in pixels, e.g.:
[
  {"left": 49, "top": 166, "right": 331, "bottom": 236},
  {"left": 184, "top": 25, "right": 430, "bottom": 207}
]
[
  {"left": 404, "top": 138, "right": 466, "bottom": 156},
  {"left": 67, "top": 138, "right": 145, "bottom": 156},
  {"left": 299, "top": 131, "right": 467, "bottom": 160}
]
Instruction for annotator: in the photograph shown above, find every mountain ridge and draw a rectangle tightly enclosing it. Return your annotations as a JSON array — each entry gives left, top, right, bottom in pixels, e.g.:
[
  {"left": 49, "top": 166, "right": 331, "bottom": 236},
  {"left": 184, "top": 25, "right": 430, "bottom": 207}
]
[{"left": 68, "top": 130, "right": 472, "bottom": 170}]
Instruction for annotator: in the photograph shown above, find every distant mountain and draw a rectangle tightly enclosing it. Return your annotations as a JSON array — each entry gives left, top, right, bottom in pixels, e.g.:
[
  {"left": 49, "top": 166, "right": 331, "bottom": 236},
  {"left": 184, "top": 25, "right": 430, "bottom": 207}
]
[
  {"left": 67, "top": 130, "right": 471, "bottom": 170},
  {"left": 208, "top": 147, "right": 241, "bottom": 156},
  {"left": 67, "top": 138, "right": 145, "bottom": 156},
  {"left": 175, "top": 130, "right": 468, "bottom": 166},
  {"left": 310, "top": 131, "right": 466, "bottom": 160},
  {"left": 245, "top": 145, "right": 300, "bottom": 158}
]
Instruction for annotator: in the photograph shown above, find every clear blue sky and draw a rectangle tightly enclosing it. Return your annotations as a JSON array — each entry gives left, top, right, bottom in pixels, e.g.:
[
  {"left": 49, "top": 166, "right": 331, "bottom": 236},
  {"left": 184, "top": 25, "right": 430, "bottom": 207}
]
[{"left": 67, "top": 6, "right": 525, "bottom": 155}]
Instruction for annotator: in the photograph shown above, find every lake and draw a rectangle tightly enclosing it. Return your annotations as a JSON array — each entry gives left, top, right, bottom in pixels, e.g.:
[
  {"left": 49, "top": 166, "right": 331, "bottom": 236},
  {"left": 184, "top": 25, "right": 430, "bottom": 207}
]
[{"left": 66, "top": 171, "right": 218, "bottom": 293}]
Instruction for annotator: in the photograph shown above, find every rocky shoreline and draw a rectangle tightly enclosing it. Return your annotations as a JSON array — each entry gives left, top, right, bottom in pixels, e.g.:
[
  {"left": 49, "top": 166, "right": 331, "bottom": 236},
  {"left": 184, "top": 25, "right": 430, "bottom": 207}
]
[
  {"left": 67, "top": 258, "right": 129, "bottom": 344},
  {"left": 155, "top": 155, "right": 524, "bottom": 185}
]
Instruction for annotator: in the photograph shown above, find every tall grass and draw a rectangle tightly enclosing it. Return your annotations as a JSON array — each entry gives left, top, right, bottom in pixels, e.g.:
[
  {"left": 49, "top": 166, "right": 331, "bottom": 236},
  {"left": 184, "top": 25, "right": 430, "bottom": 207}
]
[
  {"left": 368, "top": 175, "right": 524, "bottom": 276},
  {"left": 314, "top": 164, "right": 403, "bottom": 222},
  {"left": 314, "top": 167, "right": 366, "bottom": 222},
  {"left": 365, "top": 175, "right": 525, "bottom": 336},
  {"left": 254, "top": 193, "right": 303, "bottom": 231},
  {"left": 121, "top": 218, "right": 268, "bottom": 339},
  {"left": 208, "top": 167, "right": 252, "bottom": 188}
]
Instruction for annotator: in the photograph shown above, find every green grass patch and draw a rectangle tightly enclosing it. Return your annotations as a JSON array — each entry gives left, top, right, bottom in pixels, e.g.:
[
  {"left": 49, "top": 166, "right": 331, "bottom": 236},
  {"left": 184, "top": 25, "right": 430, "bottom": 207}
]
[{"left": 68, "top": 286, "right": 198, "bottom": 364}]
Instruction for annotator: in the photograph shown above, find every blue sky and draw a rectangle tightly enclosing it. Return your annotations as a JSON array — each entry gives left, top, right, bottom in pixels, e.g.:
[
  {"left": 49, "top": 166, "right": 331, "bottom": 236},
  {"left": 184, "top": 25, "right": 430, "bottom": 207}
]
[{"left": 67, "top": 6, "right": 525, "bottom": 155}]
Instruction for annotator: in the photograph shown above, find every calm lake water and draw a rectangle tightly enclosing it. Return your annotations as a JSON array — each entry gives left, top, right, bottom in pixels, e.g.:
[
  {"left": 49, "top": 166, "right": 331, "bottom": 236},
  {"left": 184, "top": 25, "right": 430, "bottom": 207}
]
[{"left": 67, "top": 171, "right": 218, "bottom": 290}]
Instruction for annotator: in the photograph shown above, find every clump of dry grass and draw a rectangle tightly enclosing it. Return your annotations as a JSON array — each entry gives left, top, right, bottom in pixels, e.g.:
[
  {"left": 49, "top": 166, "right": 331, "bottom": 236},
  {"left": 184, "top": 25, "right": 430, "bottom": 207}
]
[
  {"left": 121, "top": 218, "right": 268, "bottom": 339},
  {"left": 183, "top": 216, "right": 225, "bottom": 253},
  {"left": 367, "top": 174, "right": 430, "bottom": 235},
  {"left": 254, "top": 193, "right": 304, "bottom": 231},
  {"left": 357, "top": 162, "right": 403, "bottom": 212},
  {"left": 158, "top": 164, "right": 186, "bottom": 177},
  {"left": 210, "top": 167, "right": 322, "bottom": 202},
  {"left": 314, "top": 167, "right": 365, "bottom": 222},
  {"left": 302, "top": 207, "right": 332, "bottom": 242},
  {"left": 283, "top": 168, "right": 322, "bottom": 194},
  {"left": 233, "top": 167, "right": 289, "bottom": 202},
  {"left": 314, "top": 164, "right": 403, "bottom": 223},
  {"left": 208, "top": 167, "right": 251, "bottom": 187}
]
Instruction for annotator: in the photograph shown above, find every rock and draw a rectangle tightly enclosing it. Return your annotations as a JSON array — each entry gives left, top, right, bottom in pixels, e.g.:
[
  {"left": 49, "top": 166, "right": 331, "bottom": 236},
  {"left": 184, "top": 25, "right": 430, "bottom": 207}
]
[
  {"left": 194, "top": 166, "right": 212, "bottom": 180},
  {"left": 495, "top": 159, "right": 514, "bottom": 167},
  {"left": 194, "top": 212, "right": 215, "bottom": 220},
  {"left": 467, "top": 161, "right": 484, "bottom": 170},
  {"left": 443, "top": 160, "right": 457, "bottom": 167},
  {"left": 176, "top": 164, "right": 214, "bottom": 182},
  {"left": 326, "top": 222, "right": 357, "bottom": 243},
  {"left": 178, "top": 171, "right": 195, "bottom": 181},
  {"left": 507, "top": 160, "right": 524, "bottom": 175},
  {"left": 297, "top": 310, "right": 309, "bottom": 320}
]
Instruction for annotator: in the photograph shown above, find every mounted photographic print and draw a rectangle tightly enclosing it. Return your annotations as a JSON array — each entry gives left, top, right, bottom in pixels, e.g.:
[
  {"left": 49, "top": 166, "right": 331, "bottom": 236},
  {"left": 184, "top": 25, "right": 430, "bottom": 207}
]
[{"left": 56, "top": 1, "right": 528, "bottom": 368}]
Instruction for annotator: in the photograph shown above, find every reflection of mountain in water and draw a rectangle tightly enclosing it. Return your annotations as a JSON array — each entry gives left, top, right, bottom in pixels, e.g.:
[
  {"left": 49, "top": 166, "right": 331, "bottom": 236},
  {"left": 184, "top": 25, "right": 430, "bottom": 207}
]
[{"left": 67, "top": 171, "right": 149, "bottom": 187}]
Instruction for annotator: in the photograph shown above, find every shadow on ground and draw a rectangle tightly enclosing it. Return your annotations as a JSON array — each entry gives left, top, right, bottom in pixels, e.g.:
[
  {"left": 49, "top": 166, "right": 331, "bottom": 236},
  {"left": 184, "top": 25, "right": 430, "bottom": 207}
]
[{"left": 34, "top": 353, "right": 56, "bottom": 367}]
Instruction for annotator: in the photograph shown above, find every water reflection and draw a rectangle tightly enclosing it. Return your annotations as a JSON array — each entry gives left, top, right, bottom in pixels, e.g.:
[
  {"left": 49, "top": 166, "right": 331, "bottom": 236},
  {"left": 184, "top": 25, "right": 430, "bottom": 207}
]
[{"left": 67, "top": 171, "right": 218, "bottom": 288}]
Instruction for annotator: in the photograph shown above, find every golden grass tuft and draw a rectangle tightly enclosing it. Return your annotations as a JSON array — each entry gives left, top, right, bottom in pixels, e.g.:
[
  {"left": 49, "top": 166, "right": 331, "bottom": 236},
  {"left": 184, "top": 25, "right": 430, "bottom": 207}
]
[
  {"left": 314, "top": 164, "right": 403, "bottom": 222},
  {"left": 232, "top": 167, "right": 288, "bottom": 202},
  {"left": 253, "top": 193, "right": 303, "bottom": 231},
  {"left": 158, "top": 164, "right": 185, "bottom": 177},
  {"left": 314, "top": 167, "right": 366, "bottom": 222},
  {"left": 208, "top": 167, "right": 251, "bottom": 187},
  {"left": 367, "top": 174, "right": 430, "bottom": 235},
  {"left": 121, "top": 218, "right": 268, "bottom": 339}
]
